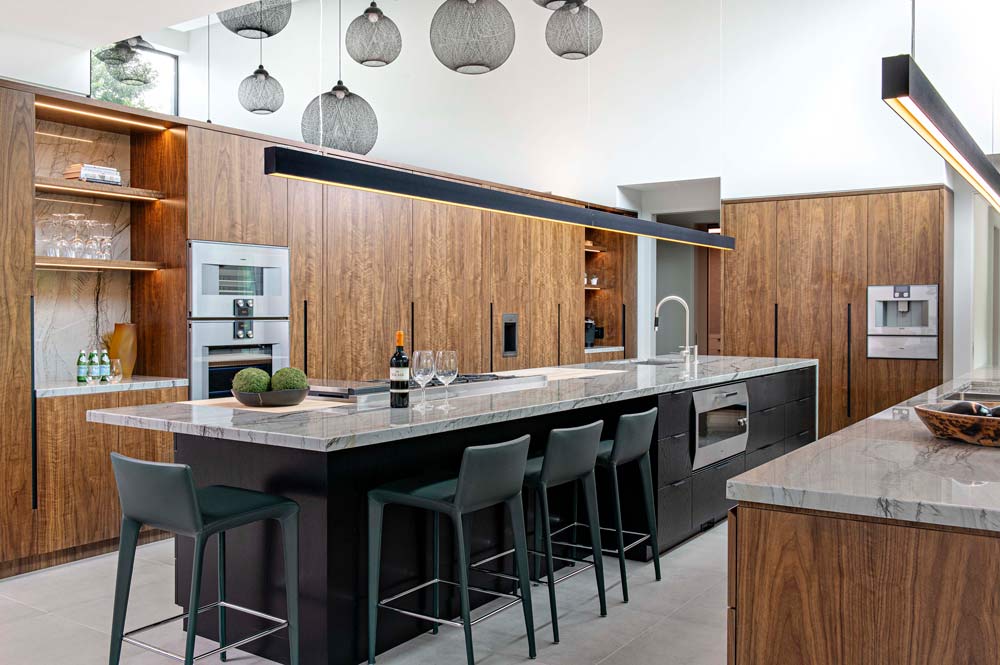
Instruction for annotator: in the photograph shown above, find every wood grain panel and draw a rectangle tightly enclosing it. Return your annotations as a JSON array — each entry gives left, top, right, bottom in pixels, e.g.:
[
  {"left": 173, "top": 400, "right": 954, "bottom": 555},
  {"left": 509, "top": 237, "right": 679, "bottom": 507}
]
[
  {"left": 735, "top": 505, "right": 1000, "bottom": 665},
  {"left": 0, "top": 87, "right": 36, "bottom": 562},
  {"left": 412, "top": 201, "right": 485, "bottom": 373},
  {"left": 830, "top": 195, "right": 868, "bottom": 433},
  {"left": 1, "top": 529, "right": 168, "bottom": 580},
  {"left": 240, "top": 136, "right": 287, "bottom": 246},
  {"left": 289, "top": 179, "right": 325, "bottom": 377},
  {"left": 866, "top": 359, "right": 941, "bottom": 415},
  {"left": 622, "top": 235, "right": 638, "bottom": 359},
  {"left": 131, "top": 127, "right": 188, "bottom": 378},
  {"left": 529, "top": 218, "right": 561, "bottom": 368},
  {"left": 325, "top": 186, "right": 411, "bottom": 380},
  {"left": 777, "top": 198, "right": 832, "bottom": 435},
  {"left": 585, "top": 229, "right": 623, "bottom": 350},
  {"left": 187, "top": 127, "right": 240, "bottom": 243},
  {"left": 868, "top": 189, "right": 942, "bottom": 285},
  {"left": 117, "top": 387, "right": 187, "bottom": 464},
  {"left": 487, "top": 212, "right": 532, "bottom": 371},
  {"left": 559, "top": 225, "right": 586, "bottom": 365},
  {"left": 722, "top": 202, "right": 776, "bottom": 357}
]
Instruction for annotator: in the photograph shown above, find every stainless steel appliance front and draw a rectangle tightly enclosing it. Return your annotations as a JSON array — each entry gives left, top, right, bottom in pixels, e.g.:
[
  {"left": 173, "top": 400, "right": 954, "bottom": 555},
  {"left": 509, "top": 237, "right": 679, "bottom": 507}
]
[
  {"left": 692, "top": 383, "right": 749, "bottom": 471},
  {"left": 189, "top": 320, "right": 290, "bottom": 400},
  {"left": 866, "top": 284, "right": 938, "bottom": 359},
  {"left": 189, "top": 240, "right": 290, "bottom": 319}
]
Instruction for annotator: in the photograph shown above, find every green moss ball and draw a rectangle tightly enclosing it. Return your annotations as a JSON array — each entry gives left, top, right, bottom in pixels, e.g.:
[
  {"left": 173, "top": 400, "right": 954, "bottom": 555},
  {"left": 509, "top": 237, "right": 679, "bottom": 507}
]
[
  {"left": 232, "top": 367, "right": 271, "bottom": 393},
  {"left": 271, "top": 367, "right": 309, "bottom": 391}
]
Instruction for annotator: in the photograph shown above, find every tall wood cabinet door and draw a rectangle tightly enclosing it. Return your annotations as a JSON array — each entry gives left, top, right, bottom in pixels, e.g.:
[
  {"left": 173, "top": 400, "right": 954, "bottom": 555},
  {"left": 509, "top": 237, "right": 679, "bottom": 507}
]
[
  {"left": 622, "top": 235, "right": 639, "bottom": 358},
  {"left": 830, "top": 195, "right": 868, "bottom": 433},
  {"left": 722, "top": 202, "right": 777, "bottom": 358},
  {"left": 486, "top": 212, "right": 532, "bottom": 371},
  {"left": 118, "top": 388, "right": 189, "bottom": 464},
  {"left": 325, "top": 186, "right": 412, "bottom": 381},
  {"left": 187, "top": 127, "right": 242, "bottom": 243},
  {"left": 0, "top": 87, "right": 35, "bottom": 562},
  {"left": 289, "top": 179, "right": 325, "bottom": 377},
  {"left": 412, "top": 201, "right": 486, "bottom": 373},
  {"left": 776, "top": 198, "right": 833, "bottom": 436},
  {"left": 240, "top": 137, "right": 287, "bottom": 246},
  {"left": 37, "top": 393, "right": 122, "bottom": 552},
  {"left": 559, "top": 225, "right": 586, "bottom": 365},
  {"left": 529, "top": 218, "right": 561, "bottom": 368}
]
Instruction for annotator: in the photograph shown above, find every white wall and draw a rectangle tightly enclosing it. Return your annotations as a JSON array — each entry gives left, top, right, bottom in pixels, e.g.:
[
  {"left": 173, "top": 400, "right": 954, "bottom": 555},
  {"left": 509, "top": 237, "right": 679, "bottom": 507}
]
[
  {"left": 0, "top": 30, "right": 90, "bottom": 94},
  {"left": 176, "top": 0, "right": 721, "bottom": 207}
]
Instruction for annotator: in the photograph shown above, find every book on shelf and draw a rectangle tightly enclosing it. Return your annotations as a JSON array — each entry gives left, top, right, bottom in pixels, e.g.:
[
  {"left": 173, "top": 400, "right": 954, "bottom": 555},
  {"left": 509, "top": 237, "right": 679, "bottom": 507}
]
[{"left": 63, "top": 163, "right": 123, "bottom": 185}]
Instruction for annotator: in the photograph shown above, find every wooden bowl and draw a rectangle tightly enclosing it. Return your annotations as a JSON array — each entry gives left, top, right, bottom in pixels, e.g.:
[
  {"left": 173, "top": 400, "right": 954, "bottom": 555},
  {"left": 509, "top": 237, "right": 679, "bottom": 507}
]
[
  {"left": 914, "top": 402, "right": 1000, "bottom": 447},
  {"left": 231, "top": 388, "right": 309, "bottom": 408}
]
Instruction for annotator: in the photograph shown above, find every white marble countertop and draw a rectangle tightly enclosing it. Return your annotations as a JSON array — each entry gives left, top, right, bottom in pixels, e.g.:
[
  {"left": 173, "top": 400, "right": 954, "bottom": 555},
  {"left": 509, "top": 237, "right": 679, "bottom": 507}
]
[
  {"left": 584, "top": 346, "right": 625, "bottom": 354},
  {"left": 86, "top": 356, "right": 815, "bottom": 453},
  {"left": 727, "top": 367, "right": 1000, "bottom": 532},
  {"left": 37, "top": 376, "right": 188, "bottom": 398}
]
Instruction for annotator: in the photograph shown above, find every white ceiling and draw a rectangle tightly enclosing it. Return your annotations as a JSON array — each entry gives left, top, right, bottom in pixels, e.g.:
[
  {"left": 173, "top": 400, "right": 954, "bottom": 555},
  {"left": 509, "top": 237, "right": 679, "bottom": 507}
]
[{"left": 6, "top": 0, "right": 241, "bottom": 49}]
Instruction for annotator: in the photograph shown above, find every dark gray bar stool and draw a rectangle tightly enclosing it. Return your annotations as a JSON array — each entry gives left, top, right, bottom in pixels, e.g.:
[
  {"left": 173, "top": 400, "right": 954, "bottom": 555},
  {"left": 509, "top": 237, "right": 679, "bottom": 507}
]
[
  {"left": 523, "top": 421, "right": 607, "bottom": 643},
  {"left": 108, "top": 453, "right": 300, "bottom": 665},
  {"left": 367, "top": 435, "right": 536, "bottom": 665}
]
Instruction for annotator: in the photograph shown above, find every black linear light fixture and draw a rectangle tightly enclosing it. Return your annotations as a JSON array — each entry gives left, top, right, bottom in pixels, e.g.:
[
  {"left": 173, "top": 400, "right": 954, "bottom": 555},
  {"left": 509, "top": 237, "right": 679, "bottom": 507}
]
[
  {"left": 263, "top": 146, "right": 735, "bottom": 250},
  {"left": 882, "top": 54, "right": 1000, "bottom": 213}
]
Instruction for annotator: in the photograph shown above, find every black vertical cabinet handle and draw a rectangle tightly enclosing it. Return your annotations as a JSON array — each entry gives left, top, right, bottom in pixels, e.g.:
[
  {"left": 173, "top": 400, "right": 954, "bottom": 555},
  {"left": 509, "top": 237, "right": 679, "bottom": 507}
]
[
  {"left": 773, "top": 303, "right": 779, "bottom": 358},
  {"left": 30, "top": 294, "right": 37, "bottom": 510},
  {"left": 410, "top": 302, "right": 415, "bottom": 355},
  {"left": 846, "top": 303, "right": 852, "bottom": 419},
  {"left": 557, "top": 303, "right": 562, "bottom": 366},
  {"left": 302, "top": 300, "right": 309, "bottom": 376}
]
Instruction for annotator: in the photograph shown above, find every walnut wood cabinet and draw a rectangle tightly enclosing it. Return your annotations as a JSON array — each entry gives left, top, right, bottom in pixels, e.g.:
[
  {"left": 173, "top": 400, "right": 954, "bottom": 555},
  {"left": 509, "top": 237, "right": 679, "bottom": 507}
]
[
  {"left": 722, "top": 187, "right": 945, "bottom": 437},
  {"left": 289, "top": 179, "right": 325, "bottom": 377}
]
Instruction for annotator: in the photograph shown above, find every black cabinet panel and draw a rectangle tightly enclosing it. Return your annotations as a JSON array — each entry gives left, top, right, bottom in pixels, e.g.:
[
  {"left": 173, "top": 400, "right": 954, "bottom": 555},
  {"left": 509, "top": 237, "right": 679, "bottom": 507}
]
[
  {"left": 655, "top": 478, "right": 694, "bottom": 553},
  {"left": 657, "top": 431, "right": 692, "bottom": 486},
  {"left": 785, "top": 395, "right": 816, "bottom": 437},
  {"left": 746, "top": 440, "right": 784, "bottom": 470},
  {"left": 658, "top": 391, "right": 693, "bottom": 437},
  {"left": 692, "top": 454, "right": 746, "bottom": 530},
  {"left": 789, "top": 367, "right": 817, "bottom": 401},
  {"left": 747, "top": 404, "right": 784, "bottom": 453},
  {"left": 783, "top": 430, "right": 816, "bottom": 454},
  {"left": 747, "top": 373, "right": 787, "bottom": 413}
]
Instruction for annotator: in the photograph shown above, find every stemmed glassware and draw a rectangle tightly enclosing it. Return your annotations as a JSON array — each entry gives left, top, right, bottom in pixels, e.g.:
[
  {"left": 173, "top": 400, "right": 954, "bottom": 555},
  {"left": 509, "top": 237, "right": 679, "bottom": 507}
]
[
  {"left": 66, "top": 213, "right": 86, "bottom": 258},
  {"left": 412, "top": 350, "right": 436, "bottom": 411},
  {"left": 82, "top": 219, "right": 100, "bottom": 259},
  {"left": 94, "top": 222, "right": 114, "bottom": 260},
  {"left": 435, "top": 350, "right": 458, "bottom": 411}
]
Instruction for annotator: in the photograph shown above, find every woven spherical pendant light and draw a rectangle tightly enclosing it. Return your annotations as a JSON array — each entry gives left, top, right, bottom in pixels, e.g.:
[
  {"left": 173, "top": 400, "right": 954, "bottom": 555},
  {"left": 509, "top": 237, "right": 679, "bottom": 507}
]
[
  {"left": 546, "top": 3, "right": 603, "bottom": 60},
  {"left": 218, "top": 0, "right": 292, "bottom": 39},
  {"left": 95, "top": 36, "right": 152, "bottom": 67},
  {"left": 533, "top": 0, "right": 587, "bottom": 9},
  {"left": 239, "top": 66, "right": 284, "bottom": 114},
  {"left": 346, "top": 2, "right": 402, "bottom": 67},
  {"left": 429, "top": 0, "right": 516, "bottom": 75},
  {"left": 301, "top": 81, "right": 379, "bottom": 155}
]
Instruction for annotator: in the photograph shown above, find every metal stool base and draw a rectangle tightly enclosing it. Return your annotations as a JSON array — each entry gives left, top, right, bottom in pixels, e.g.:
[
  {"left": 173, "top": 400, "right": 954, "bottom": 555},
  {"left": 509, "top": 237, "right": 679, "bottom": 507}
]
[
  {"left": 471, "top": 546, "right": 596, "bottom": 586},
  {"left": 550, "top": 521, "right": 651, "bottom": 556},
  {"left": 121, "top": 600, "right": 288, "bottom": 662},
  {"left": 378, "top": 578, "right": 524, "bottom": 629}
]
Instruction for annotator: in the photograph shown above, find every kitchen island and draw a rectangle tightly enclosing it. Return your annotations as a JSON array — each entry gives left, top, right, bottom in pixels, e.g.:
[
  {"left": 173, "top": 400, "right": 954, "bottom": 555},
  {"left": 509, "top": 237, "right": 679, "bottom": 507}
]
[
  {"left": 89, "top": 355, "right": 816, "bottom": 665},
  {"left": 727, "top": 367, "right": 1000, "bottom": 665}
]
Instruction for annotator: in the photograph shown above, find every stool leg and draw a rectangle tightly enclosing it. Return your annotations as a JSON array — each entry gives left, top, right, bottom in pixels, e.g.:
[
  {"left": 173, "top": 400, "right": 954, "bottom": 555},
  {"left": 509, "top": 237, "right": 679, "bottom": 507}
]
[
  {"left": 538, "top": 484, "right": 559, "bottom": 644},
  {"left": 507, "top": 494, "right": 537, "bottom": 660},
  {"left": 280, "top": 513, "right": 300, "bottom": 665},
  {"left": 184, "top": 534, "right": 209, "bottom": 665},
  {"left": 532, "top": 487, "right": 542, "bottom": 581},
  {"left": 451, "top": 511, "right": 475, "bottom": 665},
  {"left": 108, "top": 517, "right": 141, "bottom": 665},
  {"left": 368, "top": 498, "right": 384, "bottom": 665},
  {"left": 218, "top": 531, "right": 227, "bottom": 662},
  {"left": 432, "top": 511, "right": 440, "bottom": 635},
  {"left": 609, "top": 465, "right": 629, "bottom": 603},
  {"left": 581, "top": 472, "right": 607, "bottom": 617},
  {"left": 638, "top": 452, "right": 662, "bottom": 582}
]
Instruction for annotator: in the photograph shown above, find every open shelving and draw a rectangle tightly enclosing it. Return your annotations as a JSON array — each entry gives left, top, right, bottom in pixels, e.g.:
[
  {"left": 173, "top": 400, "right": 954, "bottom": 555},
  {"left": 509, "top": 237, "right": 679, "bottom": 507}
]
[
  {"left": 34, "top": 257, "right": 164, "bottom": 272},
  {"left": 34, "top": 176, "right": 165, "bottom": 202}
]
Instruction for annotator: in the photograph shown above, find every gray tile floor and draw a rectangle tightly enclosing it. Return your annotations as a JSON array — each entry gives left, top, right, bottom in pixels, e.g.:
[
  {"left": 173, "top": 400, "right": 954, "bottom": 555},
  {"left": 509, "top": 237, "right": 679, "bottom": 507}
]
[{"left": 0, "top": 522, "right": 727, "bottom": 664}]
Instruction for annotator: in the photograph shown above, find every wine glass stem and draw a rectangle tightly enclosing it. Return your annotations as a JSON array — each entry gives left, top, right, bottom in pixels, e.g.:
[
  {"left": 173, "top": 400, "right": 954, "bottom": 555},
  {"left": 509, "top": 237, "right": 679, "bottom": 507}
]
[{"left": 422, "top": 385, "right": 427, "bottom": 407}]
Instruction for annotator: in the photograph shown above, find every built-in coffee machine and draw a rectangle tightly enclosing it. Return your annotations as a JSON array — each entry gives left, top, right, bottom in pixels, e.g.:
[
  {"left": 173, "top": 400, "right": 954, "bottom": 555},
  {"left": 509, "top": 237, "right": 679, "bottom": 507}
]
[
  {"left": 867, "top": 284, "right": 938, "bottom": 360},
  {"left": 584, "top": 318, "right": 604, "bottom": 348}
]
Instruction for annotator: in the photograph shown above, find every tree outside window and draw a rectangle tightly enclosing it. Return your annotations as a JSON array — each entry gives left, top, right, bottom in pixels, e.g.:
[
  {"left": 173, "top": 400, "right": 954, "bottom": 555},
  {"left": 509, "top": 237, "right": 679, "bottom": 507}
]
[{"left": 90, "top": 45, "right": 178, "bottom": 115}]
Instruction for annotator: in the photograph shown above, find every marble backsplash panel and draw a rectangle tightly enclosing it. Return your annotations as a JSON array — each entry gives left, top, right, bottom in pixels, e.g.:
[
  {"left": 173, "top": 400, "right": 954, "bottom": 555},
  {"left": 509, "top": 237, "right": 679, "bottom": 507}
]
[{"left": 33, "top": 120, "right": 134, "bottom": 384}]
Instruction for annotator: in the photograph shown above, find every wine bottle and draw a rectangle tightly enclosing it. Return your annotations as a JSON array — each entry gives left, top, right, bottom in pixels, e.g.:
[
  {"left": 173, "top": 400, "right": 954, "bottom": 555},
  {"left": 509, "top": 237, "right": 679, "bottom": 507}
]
[{"left": 389, "top": 330, "right": 410, "bottom": 409}]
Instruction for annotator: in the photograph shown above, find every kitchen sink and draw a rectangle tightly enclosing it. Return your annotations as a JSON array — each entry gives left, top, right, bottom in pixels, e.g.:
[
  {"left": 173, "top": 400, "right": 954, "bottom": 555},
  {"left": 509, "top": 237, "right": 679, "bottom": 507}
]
[{"left": 941, "top": 382, "right": 1000, "bottom": 401}]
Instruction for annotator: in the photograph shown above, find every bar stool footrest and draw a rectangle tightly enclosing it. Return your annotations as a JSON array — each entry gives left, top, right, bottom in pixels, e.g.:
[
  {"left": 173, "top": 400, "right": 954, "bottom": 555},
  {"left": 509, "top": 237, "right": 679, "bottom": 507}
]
[
  {"left": 470, "top": 546, "right": 596, "bottom": 586},
  {"left": 378, "top": 578, "right": 524, "bottom": 628},
  {"left": 549, "top": 521, "right": 651, "bottom": 555},
  {"left": 121, "top": 600, "right": 288, "bottom": 662}
]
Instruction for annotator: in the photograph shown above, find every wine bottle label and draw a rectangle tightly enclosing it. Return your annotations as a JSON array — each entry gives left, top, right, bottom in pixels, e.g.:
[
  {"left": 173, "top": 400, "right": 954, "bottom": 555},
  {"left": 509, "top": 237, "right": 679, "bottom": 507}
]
[
  {"left": 77, "top": 365, "right": 87, "bottom": 377},
  {"left": 389, "top": 368, "right": 410, "bottom": 382}
]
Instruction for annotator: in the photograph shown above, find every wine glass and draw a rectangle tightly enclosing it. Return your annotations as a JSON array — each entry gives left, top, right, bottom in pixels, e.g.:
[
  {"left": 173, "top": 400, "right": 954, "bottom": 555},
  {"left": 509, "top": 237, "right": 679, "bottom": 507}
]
[
  {"left": 66, "top": 213, "right": 85, "bottom": 258},
  {"left": 435, "top": 350, "right": 458, "bottom": 411},
  {"left": 50, "top": 213, "right": 70, "bottom": 257},
  {"left": 412, "top": 350, "right": 436, "bottom": 411},
  {"left": 82, "top": 219, "right": 100, "bottom": 259},
  {"left": 109, "top": 359, "right": 123, "bottom": 384}
]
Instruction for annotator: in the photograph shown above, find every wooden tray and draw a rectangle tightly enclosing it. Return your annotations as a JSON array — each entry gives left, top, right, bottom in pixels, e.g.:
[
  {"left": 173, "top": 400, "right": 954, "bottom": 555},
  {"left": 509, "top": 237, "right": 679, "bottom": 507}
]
[
  {"left": 914, "top": 402, "right": 1000, "bottom": 447},
  {"left": 182, "top": 397, "right": 346, "bottom": 414}
]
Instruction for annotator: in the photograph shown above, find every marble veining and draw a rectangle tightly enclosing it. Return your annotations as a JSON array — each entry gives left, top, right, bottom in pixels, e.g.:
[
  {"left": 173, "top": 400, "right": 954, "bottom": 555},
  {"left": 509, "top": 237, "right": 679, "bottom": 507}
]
[
  {"left": 36, "top": 376, "right": 188, "bottom": 398},
  {"left": 728, "top": 367, "right": 1000, "bottom": 533},
  {"left": 87, "top": 356, "right": 815, "bottom": 453}
]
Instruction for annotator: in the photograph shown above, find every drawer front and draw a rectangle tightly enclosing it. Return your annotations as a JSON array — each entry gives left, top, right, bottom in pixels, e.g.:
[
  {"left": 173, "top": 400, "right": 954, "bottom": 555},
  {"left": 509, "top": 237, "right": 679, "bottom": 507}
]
[
  {"left": 658, "top": 391, "right": 693, "bottom": 437},
  {"left": 656, "top": 477, "right": 694, "bottom": 552},
  {"left": 746, "top": 373, "right": 787, "bottom": 413},
  {"left": 692, "top": 454, "right": 746, "bottom": 529},
  {"left": 783, "top": 429, "right": 816, "bottom": 454},
  {"left": 746, "top": 440, "right": 784, "bottom": 470},
  {"left": 746, "top": 404, "right": 784, "bottom": 453},
  {"left": 789, "top": 366, "right": 817, "bottom": 401},
  {"left": 658, "top": 431, "right": 692, "bottom": 487},
  {"left": 785, "top": 395, "right": 816, "bottom": 437}
]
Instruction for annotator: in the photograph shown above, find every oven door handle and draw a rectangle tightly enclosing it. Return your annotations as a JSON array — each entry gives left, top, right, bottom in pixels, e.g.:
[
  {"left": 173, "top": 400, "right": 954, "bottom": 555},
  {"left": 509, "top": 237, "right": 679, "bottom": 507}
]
[{"left": 720, "top": 391, "right": 740, "bottom": 399}]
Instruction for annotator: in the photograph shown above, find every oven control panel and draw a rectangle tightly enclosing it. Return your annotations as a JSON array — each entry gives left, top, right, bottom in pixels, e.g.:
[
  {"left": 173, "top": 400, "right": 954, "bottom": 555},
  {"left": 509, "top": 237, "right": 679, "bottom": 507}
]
[
  {"left": 234, "top": 320, "right": 254, "bottom": 340},
  {"left": 234, "top": 298, "right": 255, "bottom": 317}
]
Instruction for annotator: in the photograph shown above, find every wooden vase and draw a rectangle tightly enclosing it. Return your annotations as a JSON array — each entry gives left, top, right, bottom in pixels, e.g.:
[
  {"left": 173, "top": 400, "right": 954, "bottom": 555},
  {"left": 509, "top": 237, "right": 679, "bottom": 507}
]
[{"left": 109, "top": 323, "right": 137, "bottom": 378}]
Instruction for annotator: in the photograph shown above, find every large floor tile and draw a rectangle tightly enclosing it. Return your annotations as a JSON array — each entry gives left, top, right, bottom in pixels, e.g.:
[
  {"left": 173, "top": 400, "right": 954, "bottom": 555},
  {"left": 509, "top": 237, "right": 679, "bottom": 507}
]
[{"left": 0, "top": 593, "right": 45, "bottom": 625}]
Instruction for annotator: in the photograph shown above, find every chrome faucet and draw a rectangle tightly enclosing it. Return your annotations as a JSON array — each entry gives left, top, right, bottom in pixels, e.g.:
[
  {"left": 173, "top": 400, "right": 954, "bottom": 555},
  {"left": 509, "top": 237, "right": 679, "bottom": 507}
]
[{"left": 654, "top": 295, "right": 697, "bottom": 362}]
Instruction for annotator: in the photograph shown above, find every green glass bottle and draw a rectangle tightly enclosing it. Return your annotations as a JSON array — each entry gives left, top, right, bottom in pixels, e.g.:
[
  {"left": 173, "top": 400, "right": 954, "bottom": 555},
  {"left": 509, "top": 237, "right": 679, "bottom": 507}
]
[{"left": 76, "top": 349, "right": 88, "bottom": 383}]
